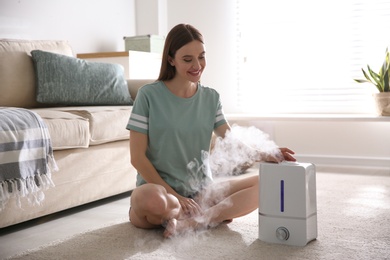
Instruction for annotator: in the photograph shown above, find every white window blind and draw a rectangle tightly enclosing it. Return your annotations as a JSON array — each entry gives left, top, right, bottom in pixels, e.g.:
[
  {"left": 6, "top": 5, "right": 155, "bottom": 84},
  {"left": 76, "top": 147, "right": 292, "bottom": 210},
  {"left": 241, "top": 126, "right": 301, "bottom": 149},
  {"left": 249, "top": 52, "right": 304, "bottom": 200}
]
[{"left": 236, "top": 0, "right": 390, "bottom": 114}]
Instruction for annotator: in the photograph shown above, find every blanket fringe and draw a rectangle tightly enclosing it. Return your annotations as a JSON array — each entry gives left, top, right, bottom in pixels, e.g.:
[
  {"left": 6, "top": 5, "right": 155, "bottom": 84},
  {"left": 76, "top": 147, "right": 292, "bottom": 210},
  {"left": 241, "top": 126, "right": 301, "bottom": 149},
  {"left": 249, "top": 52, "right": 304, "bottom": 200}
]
[
  {"left": 0, "top": 107, "right": 59, "bottom": 212},
  {"left": 0, "top": 167, "right": 56, "bottom": 212}
]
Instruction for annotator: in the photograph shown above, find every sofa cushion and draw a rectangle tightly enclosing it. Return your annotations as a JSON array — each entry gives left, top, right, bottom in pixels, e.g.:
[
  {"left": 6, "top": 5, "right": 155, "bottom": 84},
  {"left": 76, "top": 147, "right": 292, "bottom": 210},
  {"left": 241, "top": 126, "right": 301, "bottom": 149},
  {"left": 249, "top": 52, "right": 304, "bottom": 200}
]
[
  {"left": 31, "top": 50, "right": 133, "bottom": 106},
  {"left": 0, "top": 39, "right": 73, "bottom": 108},
  {"left": 33, "top": 109, "right": 90, "bottom": 150},
  {"left": 127, "top": 79, "right": 156, "bottom": 100},
  {"left": 56, "top": 106, "right": 132, "bottom": 145}
]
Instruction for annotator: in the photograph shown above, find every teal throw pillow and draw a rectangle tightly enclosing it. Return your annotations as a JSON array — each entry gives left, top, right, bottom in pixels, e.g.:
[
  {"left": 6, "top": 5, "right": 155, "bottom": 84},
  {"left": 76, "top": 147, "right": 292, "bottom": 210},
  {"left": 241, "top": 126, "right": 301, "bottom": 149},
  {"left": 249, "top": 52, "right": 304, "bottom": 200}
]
[{"left": 31, "top": 50, "right": 132, "bottom": 105}]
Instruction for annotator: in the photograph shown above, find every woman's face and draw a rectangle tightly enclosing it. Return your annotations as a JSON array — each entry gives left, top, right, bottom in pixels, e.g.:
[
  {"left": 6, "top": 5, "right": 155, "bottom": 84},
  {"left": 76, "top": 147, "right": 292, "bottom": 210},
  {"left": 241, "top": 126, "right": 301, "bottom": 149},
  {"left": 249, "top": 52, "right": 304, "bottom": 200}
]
[{"left": 169, "top": 40, "right": 206, "bottom": 83}]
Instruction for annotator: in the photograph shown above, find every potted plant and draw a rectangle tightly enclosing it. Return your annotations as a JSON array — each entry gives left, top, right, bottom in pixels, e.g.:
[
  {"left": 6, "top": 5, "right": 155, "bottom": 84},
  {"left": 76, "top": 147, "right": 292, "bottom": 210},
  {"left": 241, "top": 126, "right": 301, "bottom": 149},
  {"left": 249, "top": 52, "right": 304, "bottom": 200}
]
[{"left": 354, "top": 48, "right": 390, "bottom": 116}]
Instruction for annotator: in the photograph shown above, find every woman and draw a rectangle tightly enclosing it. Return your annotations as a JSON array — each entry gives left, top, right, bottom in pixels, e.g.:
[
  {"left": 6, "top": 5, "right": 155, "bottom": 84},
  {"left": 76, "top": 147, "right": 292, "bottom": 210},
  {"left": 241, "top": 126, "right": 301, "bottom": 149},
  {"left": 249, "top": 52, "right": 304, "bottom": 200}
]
[{"left": 126, "top": 24, "right": 296, "bottom": 238}]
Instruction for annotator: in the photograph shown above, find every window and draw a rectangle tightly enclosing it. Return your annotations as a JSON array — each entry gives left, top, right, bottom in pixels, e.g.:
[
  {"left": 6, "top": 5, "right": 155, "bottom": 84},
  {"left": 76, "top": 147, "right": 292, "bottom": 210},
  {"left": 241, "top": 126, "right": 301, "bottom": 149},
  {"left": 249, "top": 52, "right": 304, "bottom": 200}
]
[{"left": 237, "top": 0, "right": 390, "bottom": 114}]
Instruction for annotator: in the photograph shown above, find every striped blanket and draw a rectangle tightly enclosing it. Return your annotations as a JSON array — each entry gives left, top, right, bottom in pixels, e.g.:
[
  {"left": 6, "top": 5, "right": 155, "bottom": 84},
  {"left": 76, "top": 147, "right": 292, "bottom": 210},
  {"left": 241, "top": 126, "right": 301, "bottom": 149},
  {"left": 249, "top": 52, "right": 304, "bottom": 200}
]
[{"left": 0, "top": 107, "right": 57, "bottom": 211}]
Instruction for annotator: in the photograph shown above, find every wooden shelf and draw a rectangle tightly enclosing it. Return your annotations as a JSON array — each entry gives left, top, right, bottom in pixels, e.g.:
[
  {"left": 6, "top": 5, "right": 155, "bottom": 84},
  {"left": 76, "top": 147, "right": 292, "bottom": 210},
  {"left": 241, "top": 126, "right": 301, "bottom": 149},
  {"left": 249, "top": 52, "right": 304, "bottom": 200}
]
[
  {"left": 76, "top": 51, "right": 162, "bottom": 79},
  {"left": 77, "top": 51, "right": 129, "bottom": 59}
]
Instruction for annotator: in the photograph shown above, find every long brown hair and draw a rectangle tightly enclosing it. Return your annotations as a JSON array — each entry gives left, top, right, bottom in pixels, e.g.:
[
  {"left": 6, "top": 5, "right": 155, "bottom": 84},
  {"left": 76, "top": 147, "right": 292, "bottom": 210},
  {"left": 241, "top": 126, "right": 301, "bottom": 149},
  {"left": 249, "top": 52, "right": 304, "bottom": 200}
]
[{"left": 158, "top": 24, "right": 204, "bottom": 81}]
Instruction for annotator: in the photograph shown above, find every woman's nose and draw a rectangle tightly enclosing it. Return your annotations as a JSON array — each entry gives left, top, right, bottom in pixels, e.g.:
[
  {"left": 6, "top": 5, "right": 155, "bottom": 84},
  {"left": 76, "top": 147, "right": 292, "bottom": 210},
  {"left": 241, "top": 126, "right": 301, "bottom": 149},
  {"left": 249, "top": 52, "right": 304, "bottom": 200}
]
[{"left": 192, "top": 59, "right": 201, "bottom": 69}]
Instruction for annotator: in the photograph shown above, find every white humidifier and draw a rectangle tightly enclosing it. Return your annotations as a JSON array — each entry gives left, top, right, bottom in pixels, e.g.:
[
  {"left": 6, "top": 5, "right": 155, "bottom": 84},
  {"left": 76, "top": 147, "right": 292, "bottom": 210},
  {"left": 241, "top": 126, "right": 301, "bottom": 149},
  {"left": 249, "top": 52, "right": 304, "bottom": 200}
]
[{"left": 258, "top": 161, "right": 317, "bottom": 246}]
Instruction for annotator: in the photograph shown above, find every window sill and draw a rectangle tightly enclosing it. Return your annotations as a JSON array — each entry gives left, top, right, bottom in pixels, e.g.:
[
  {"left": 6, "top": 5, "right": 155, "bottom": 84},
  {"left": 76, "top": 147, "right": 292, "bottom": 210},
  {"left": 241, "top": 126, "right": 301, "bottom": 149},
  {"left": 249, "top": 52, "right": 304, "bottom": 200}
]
[{"left": 225, "top": 113, "right": 390, "bottom": 122}]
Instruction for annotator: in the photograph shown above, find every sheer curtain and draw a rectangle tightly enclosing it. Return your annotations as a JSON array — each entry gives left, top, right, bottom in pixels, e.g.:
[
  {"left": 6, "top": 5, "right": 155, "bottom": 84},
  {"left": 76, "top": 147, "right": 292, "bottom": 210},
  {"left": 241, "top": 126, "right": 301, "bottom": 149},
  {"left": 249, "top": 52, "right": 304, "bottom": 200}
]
[{"left": 236, "top": 0, "right": 390, "bottom": 114}]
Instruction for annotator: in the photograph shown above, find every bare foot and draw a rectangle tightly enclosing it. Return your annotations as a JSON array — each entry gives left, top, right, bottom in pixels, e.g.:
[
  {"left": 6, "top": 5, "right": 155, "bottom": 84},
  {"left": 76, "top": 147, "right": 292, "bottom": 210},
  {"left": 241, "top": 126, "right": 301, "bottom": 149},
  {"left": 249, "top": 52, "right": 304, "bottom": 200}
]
[
  {"left": 223, "top": 219, "right": 233, "bottom": 224},
  {"left": 163, "top": 218, "right": 177, "bottom": 238},
  {"left": 163, "top": 218, "right": 206, "bottom": 238}
]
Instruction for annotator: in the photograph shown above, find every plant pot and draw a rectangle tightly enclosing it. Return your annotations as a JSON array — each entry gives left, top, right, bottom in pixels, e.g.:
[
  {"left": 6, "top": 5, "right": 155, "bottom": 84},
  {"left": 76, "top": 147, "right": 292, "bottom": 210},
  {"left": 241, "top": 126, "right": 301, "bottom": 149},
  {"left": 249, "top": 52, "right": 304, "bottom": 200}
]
[{"left": 373, "top": 92, "right": 390, "bottom": 116}]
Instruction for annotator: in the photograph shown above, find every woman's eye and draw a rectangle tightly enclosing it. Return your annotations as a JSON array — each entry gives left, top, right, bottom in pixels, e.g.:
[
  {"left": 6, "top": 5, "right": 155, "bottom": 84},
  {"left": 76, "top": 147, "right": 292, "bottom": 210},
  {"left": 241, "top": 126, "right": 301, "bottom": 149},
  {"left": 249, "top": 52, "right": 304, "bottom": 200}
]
[{"left": 184, "top": 59, "right": 192, "bottom": 63}]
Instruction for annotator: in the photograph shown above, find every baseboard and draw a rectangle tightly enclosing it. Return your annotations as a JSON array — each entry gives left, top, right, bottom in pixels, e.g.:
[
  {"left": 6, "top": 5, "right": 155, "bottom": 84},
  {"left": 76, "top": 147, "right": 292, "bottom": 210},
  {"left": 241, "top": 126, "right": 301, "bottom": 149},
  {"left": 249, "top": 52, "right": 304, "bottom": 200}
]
[{"left": 296, "top": 154, "right": 390, "bottom": 175}]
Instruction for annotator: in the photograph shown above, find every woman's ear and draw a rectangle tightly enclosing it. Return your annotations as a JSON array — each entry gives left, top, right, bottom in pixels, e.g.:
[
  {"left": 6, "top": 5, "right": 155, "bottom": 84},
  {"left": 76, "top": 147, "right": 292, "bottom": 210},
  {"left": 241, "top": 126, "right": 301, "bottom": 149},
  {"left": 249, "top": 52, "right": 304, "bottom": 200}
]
[{"left": 168, "top": 56, "right": 174, "bottom": 66}]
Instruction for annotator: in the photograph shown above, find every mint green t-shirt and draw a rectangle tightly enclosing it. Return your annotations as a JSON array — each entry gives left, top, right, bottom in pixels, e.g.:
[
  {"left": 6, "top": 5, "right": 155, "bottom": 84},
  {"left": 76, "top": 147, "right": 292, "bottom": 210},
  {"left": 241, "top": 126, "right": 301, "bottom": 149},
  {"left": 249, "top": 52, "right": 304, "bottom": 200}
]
[{"left": 126, "top": 81, "right": 227, "bottom": 197}]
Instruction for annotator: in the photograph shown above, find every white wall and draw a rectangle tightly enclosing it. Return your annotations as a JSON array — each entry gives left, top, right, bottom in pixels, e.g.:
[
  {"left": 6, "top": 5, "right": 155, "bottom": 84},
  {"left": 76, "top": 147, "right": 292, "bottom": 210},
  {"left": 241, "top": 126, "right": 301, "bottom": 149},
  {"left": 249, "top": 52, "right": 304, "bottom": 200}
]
[
  {"left": 0, "top": 0, "right": 238, "bottom": 111},
  {"left": 1, "top": 0, "right": 389, "bottom": 173},
  {"left": 135, "top": 0, "right": 239, "bottom": 112},
  {"left": 228, "top": 116, "right": 390, "bottom": 174},
  {"left": 161, "top": 1, "right": 390, "bottom": 174},
  {"left": 165, "top": 0, "right": 239, "bottom": 113},
  {"left": 0, "top": 0, "right": 137, "bottom": 54},
  {"left": 135, "top": 0, "right": 167, "bottom": 36}
]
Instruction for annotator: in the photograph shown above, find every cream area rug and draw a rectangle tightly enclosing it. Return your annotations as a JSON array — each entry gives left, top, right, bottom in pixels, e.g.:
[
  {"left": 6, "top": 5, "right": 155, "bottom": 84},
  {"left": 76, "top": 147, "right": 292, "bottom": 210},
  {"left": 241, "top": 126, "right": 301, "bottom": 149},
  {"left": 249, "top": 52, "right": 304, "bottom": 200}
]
[{"left": 8, "top": 172, "right": 390, "bottom": 260}]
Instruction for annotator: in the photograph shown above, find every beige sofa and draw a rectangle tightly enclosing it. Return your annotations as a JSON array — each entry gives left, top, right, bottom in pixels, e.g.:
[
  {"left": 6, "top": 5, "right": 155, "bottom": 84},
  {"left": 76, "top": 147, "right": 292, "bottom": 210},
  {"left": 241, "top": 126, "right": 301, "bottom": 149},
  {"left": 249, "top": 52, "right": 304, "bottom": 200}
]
[{"left": 0, "top": 39, "right": 153, "bottom": 228}]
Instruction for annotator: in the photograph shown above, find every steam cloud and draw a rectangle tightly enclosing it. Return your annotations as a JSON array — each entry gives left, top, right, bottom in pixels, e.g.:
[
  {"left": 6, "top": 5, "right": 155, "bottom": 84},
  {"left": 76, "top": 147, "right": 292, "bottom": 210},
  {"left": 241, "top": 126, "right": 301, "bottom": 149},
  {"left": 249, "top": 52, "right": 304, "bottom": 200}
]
[
  {"left": 186, "top": 124, "right": 280, "bottom": 194},
  {"left": 209, "top": 124, "right": 280, "bottom": 176},
  {"left": 180, "top": 125, "right": 281, "bottom": 233}
]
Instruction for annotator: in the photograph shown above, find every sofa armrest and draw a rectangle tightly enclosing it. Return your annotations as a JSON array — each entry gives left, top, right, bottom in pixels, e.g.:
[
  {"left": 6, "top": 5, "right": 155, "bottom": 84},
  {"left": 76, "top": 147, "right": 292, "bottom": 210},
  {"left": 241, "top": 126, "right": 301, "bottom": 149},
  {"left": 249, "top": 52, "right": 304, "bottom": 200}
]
[{"left": 127, "top": 79, "right": 155, "bottom": 100}]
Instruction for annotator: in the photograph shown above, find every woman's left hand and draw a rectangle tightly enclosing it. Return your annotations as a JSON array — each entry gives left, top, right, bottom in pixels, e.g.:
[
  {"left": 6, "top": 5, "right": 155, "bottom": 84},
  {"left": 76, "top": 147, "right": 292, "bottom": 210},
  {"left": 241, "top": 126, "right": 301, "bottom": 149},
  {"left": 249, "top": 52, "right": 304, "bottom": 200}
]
[{"left": 177, "top": 195, "right": 203, "bottom": 218}]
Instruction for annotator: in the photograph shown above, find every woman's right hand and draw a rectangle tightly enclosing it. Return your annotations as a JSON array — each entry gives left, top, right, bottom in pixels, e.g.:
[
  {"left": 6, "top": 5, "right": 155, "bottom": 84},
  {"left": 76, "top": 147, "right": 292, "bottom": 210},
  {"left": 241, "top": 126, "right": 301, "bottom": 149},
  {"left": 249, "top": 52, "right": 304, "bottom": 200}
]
[{"left": 177, "top": 195, "right": 203, "bottom": 218}]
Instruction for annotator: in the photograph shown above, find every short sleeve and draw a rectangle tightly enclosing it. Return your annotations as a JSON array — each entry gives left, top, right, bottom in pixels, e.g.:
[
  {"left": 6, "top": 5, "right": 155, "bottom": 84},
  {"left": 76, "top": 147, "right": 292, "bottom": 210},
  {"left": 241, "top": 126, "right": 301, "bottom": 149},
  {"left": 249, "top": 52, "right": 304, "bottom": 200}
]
[
  {"left": 214, "top": 97, "right": 227, "bottom": 129},
  {"left": 126, "top": 87, "right": 149, "bottom": 134}
]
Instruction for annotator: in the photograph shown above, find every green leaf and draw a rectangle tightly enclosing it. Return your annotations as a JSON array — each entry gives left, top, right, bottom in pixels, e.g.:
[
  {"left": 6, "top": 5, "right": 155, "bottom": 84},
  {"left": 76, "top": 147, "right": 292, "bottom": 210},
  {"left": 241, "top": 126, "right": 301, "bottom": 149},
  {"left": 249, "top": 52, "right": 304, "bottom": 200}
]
[
  {"left": 354, "top": 79, "right": 370, "bottom": 83},
  {"left": 362, "top": 68, "right": 372, "bottom": 82},
  {"left": 385, "top": 48, "right": 390, "bottom": 92},
  {"left": 354, "top": 47, "right": 390, "bottom": 92},
  {"left": 367, "top": 65, "right": 383, "bottom": 91},
  {"left": 384, "top": 68, "right": 389, "bottom": 92}
]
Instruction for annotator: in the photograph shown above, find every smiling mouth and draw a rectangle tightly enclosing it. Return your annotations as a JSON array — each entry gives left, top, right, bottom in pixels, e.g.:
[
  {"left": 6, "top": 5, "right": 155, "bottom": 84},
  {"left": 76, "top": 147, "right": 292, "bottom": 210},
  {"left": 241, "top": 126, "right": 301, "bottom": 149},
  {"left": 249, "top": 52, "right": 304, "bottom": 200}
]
[{"left": 188, "top": 70, "right": 202, "bottom": 76}]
